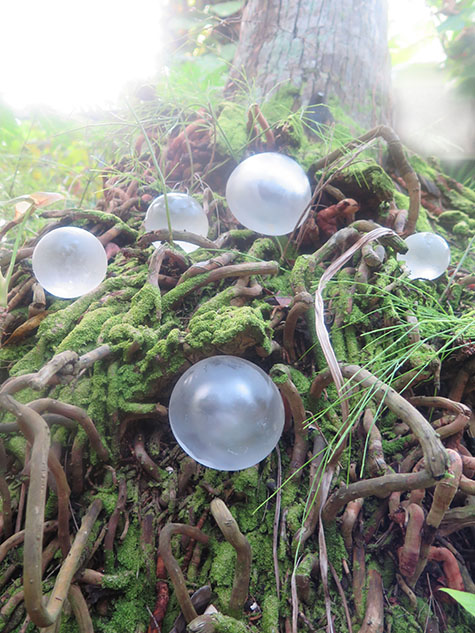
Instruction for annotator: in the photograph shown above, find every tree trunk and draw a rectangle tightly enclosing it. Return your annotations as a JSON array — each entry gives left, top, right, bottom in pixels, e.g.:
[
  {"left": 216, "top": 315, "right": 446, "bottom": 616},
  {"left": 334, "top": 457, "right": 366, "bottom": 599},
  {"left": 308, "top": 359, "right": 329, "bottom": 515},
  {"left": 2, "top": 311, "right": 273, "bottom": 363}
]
[{"left": 228, "top": 0, "right": 392, "bottom": 127}]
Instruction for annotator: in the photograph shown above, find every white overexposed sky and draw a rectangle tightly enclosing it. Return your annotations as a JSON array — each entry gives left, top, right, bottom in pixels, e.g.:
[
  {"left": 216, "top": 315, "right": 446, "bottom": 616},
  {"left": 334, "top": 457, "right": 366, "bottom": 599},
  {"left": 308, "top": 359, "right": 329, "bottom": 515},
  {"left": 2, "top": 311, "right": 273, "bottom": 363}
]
[
  {"left": 388, "top": 0, "right": 445, "bottom": 66},
  {"left": 0, "top": 0, "right": 166, "bottom": 114},
  {"left": 0, "top": 0, "right": 447, "bottom": 115}
]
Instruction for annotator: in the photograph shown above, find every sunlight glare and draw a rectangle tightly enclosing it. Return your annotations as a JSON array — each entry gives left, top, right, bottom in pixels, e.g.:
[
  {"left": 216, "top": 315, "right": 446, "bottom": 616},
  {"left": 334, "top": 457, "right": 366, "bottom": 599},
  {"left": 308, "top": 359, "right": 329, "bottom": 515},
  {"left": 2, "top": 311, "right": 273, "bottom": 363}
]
[{"left": 0, "top": 1, "right": 165, "bottom": 113}]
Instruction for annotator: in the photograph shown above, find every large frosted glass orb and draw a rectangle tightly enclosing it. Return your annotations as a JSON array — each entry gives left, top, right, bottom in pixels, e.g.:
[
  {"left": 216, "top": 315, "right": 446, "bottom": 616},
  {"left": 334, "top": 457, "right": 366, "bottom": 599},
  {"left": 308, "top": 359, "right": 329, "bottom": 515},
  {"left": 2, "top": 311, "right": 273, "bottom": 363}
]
[
  {"left": 225, "top": 152, "right": 312, "bottom": 235},
  {"left": 169, "top": 356, "right": 285, "bottom": 471},
  {"left": 397, "top": 232, "right": 450, "bottom": 280},
  {"left": 32, "top": 227, "right": 107, "bottom": 298},
  {"left": 144, "top": 193, "right": 209, "bottom": 253}
]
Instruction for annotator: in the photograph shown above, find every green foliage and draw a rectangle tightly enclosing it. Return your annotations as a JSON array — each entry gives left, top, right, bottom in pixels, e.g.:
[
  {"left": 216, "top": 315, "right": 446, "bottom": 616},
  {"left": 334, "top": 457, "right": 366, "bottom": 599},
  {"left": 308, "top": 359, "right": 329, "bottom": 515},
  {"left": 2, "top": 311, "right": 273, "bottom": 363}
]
[{"left": 440, "top": 589, "right": 475, "bottom": 617}]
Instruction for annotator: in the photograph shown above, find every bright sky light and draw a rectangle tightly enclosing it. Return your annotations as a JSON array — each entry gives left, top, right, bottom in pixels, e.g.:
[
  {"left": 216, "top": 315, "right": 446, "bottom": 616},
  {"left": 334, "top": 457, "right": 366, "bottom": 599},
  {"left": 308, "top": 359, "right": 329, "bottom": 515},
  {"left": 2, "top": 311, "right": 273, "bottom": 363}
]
[
  {"left": 0, "top": 1, "right": 446, "bottom": 116},
  {"left": 388, "top": 0, "right": 445, "bottom": 66},
  {"left": 0, "top": 0, "right": 165, "bottom": 114}
]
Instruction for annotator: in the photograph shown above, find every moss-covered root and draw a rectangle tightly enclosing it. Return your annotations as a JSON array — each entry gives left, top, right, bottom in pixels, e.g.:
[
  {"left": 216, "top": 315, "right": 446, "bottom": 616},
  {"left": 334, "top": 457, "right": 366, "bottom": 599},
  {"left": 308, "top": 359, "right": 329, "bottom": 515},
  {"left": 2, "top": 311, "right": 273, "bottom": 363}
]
[
  {"left": 187, "top": 612, "right": 251, "bottom": 633},
  {"left": 270, "top": 365, "right": 308, "bottom": 479},
  {"left": 159, "top": 524, "right": 210, "bottom": 623},
  {"left": 210, "top": 499, "right": 251, "bottom": 620}
]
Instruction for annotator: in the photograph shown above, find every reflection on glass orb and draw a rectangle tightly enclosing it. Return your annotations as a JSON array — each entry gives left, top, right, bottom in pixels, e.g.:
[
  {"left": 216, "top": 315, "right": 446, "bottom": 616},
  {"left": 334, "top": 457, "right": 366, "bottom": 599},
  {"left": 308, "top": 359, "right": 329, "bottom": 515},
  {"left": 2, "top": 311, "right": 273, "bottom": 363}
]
[
  {"left": 225, "top": 152, "right": 312, "bottom": 235},
  {"left": 144, "top": 193, "right": 209, "bottom": 253},
  {"left": 169, "top": 355, "right": 285, "bottom": 471},
  {"left": 397, "top": 232, "right": 450, "bottom": 280},
  {"left": 32, "top": 227, "right": 107, "bottom": 298}
]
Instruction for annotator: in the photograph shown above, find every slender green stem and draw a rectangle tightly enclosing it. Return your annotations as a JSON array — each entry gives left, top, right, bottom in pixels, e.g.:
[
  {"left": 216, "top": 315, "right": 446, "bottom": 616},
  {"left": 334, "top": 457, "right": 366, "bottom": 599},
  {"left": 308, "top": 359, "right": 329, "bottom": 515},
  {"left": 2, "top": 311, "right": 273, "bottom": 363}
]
[{"left": 126, "top": 100, "right": 173, "bottom": 245}]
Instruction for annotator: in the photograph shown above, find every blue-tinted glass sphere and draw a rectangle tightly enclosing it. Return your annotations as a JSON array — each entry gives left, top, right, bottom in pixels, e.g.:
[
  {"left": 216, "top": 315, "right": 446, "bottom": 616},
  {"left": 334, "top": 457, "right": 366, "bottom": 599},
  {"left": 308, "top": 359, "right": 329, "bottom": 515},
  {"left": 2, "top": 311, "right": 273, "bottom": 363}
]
[
  {"left": 169, "top": 355, "right": 285, "bottom": 470},
  {"left": 32, "top": 227, "right": 107, "bottom": 298},
  {"left": 397, "top": 232, "right": 450, "bottom": 280},
  {"left": 144, "top": 193, "right": 209, "bottom": 253},
  {"left": 225, "top": 152, "right": 311, "bottom": 235}
]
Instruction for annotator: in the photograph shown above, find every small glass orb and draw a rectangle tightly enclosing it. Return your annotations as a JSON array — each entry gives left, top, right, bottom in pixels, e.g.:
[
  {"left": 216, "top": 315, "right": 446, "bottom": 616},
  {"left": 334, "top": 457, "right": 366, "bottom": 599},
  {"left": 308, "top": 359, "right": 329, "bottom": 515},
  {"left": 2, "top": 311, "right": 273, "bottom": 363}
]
[
  {"left": 32, "top": 227, "right": 107, "bottom": 298},
  {"left": 144, "top": 193, "right": 209, "bottom": 253},
  {"left": 169, "top": 355, "right": 285, "bottom": 471},
  {"left": 225, "top": 152, "right": 312, "bottom": 235},
  {"left": 397, "top": 232, "right": 450, "bottom": 280}
]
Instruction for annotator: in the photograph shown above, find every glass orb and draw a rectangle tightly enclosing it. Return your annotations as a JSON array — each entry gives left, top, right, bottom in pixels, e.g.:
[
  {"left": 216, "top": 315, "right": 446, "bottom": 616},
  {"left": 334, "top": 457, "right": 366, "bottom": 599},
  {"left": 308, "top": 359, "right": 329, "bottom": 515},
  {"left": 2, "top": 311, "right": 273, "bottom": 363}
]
[
  {"left": 32, "top": 227, "right": 107, "bottom": 298},
  {"left": 144, "top": 193, "right": 209, "bottom": 253},
  {"left": 397, "top": 232, "right": 450, "bottom": 280},
  {"left": 169, "top": 355, "right": 285, "bottom": 471},
  {"left": 225, "top": 152, "right": 312, "bottom": 235}
]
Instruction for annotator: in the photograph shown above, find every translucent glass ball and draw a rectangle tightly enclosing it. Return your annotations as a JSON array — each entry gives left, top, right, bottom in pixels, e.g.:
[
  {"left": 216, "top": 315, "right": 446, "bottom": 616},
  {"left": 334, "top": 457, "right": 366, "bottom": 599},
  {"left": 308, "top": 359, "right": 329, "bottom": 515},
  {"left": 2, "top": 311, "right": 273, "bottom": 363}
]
[
  {"left": 225, "top": 152, "right": 312, "bottom": 235},
  {"left": 144, "top": 193, "right": 209, "bottom": 253},
  {"left": 169, "top": 355, "right": 285, "bottom": 471},
  {"left": 397, "top": 232, "right": 450, "bottom": 280},
  {"left": 32, "top": 227, "right": 107, "bottom": 298}
]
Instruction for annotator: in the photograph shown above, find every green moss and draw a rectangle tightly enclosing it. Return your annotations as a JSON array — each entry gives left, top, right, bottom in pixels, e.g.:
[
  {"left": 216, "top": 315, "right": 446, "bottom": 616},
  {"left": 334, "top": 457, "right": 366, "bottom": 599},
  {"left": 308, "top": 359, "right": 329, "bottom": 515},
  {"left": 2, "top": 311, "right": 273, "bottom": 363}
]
[
  {"left": 56, "top": 305, "right": 123, "bottom": 354},
  {"left": 96, "top": 490, "right": 119, "bottom": 516},
  {"left": 210, "top": 612, "right": 250, "bottom": 633},
  {"left": 216, "top": 102, "right": 249, "bottom": 158},
  {"left": 4, "top": 435, "right": 26, "bottom": 463},
  {"left": 409, "top": 154, "right": 439, "bottom": 181},
  {"left": 248, "top": 238, "right": 280, "bottom": 261},
  {"left": 186, "top": 305, "right": 272, "bottom": 355},
  {"left": 101, "top": 571, "right": 134, "bottom": 591},
  {"left": 338, "top": 160, "right": 395, "bottom": 202},
  {"left": 289, "top": 368, "right": 310, "bottom": 394},
  {"left": 232, "top": 467, "right": 259, "bottom": 495},
  {"left": 323, "top": 522, "right": 347, "bottom": 576},
  {"left": 386, "top": 603, "right": 423, "bottom": 633},
  {"left": 286, "top": 504, "right": 304, "bottom": 534},
  {"left": 393, "top": 191, "right": 410, "bottom": 210},
  {"left": 261, "top": 594, "right": 280, "bottom": 633},
  {"left": 9, "top": 337, "right": 48, "bottom": 376},
  {"left": 210, "top": 540, "right": 236, "bottom": 610}
]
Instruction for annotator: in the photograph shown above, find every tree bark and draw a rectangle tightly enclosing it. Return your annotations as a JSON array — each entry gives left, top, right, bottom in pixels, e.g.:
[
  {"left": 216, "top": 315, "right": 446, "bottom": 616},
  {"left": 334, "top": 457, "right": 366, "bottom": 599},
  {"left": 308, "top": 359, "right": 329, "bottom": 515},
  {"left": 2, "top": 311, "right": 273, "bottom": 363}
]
[{"left": 228, "top": 0, "right": 391, "bottom": 127}]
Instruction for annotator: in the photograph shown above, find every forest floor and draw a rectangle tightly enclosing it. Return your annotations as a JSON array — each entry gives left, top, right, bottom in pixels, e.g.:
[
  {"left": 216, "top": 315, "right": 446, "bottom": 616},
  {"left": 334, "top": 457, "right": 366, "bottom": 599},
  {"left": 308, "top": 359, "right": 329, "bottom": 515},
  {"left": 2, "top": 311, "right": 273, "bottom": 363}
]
[{"left": 0, "top": 94, "right": 474, "bottom": 633}]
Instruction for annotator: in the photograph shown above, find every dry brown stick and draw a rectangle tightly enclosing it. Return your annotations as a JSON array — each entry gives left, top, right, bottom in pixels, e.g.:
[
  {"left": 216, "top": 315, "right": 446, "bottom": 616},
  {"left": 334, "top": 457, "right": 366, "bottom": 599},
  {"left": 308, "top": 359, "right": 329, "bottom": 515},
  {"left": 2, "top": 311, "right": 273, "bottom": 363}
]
[
  {"left": 0, "top": 351, "right": 79, "bottom": 395},
  {"left": 210, "top": 498, "right": 252, "bottom": 620},
  {"left": 362, "top": 408, "right": 391, "bottom": 477},
  {"left": 138, "top": 229, "right": 216, "bottom": 250},
  {"left": 5, "top": 495, "right": 101, "bottom": 627},
  {"left": 0, "top": 397, "right": 72, "bottom": 557},
  {"left": 104, "top": 478, "right": 127, "bottom": 551},
  {"left": 273, "top": 448, "right": 282, "bottom": 601},
  {"left": 159, "top": 524, "right": 209, "bottom": 624},
  {"left": 133, "top": 434, "right": 162, "bottom": 483},
  {"left": 398, "top": 503, "right": 425, "bottom": 578},
  {"left": 358, "top": 568, "right": 384, "bottom": 633},
  {"left": 409, "top": 449, "right": 463, "bottom": 586},
  {"left": 459, "top": 474, "right": 475, "bottom": 494},
  {"left": 7, "top": 278, "right": 35, "bottom": 312},
  {"left": 293, "top": 434, "right": 327, "bottom": 546},
  {"left": 270, "top": 365, "right": 308, "bottom": 480},
  {"left": 439, "top": 505, "right": 475, "bottom": 536},
  {"left": 312, "top": 125, "right": 420, "bottom": 235},
  {"left": 45, "top": 449, "right": 71, "bottom": 557},
  {"left": 353, "top": 533, "right": 366, "bottom": 622},
  {"left": 27, "top": 399, "right": 110, "bottom": 463},
  {"left": 147, "top": 243, "right": 169, "bottom": 291},
  {"left": 0, "top": 440, "right": 12, "bottom": 539},
  {"left": 283, "top": 292, "right": 313, "bottom": 362},
  {"left": 0, "top": 247, "right": 34, "bottom": 268},
  {"left": 408, "top": 396, "right": 472, "bottom": 417},
  {"left": 68, "top": 584, "right": 94, "bottom": 633},
  {"left": 329, "top": 561, "right": 353, "bottom": 633},
  {"left": 77, "top": 345, "right": 112, "bottom": 371},
  {"left": 177, "top": 251, "right": 238, "bottom": 285},
  {"left": 0, "top": 521, "right": 57, "bottom": 564},
  {"left": 312, "top": 364, "right": 448, "bottom": 479},
  {"left": 341, "top": 498, "right": 364, "bottom": 553},
  {"left": 164, "top": 261, "right": 279, "bottom": 310},
  {"left": 323, "top": 469, "right": 436, "bottom": 523}
]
